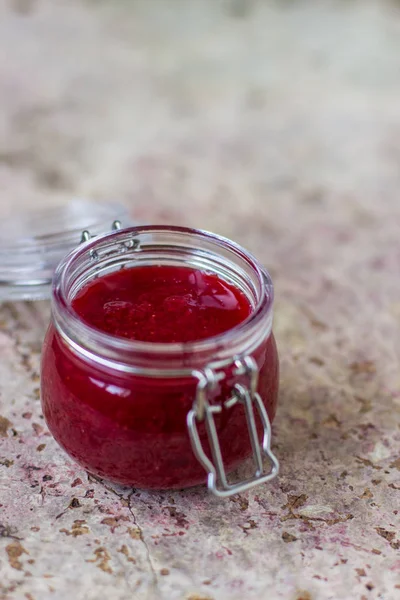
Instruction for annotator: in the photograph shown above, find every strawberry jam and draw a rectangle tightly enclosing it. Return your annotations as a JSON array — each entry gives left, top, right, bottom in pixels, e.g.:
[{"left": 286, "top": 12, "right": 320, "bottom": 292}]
[
  {"left": 71, "top": 266, "right": 252, "bottom": 343},
  {"left": 41, "top": 226, "right": 279, "bottom": 491}
]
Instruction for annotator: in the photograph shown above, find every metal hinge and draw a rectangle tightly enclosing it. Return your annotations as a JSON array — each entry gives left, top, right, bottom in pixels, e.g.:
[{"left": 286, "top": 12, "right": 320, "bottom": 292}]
[
  {"left": 80, "top": 220, "right": 139, "bottom": 259},
  {"left": 187, "top": 355, "right": 279, "bottom": 498}
]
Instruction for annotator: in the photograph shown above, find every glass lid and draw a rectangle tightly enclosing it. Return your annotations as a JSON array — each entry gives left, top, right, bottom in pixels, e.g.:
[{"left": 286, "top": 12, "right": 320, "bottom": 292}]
[{"left": 0, "top": 199, "right": 132, "bottom": 302}]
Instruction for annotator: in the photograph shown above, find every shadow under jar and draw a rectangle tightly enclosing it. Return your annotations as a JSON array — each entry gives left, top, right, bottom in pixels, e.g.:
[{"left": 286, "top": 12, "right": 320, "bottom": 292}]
[{"left": 41, "top": 226, "right": 279, "bottom": 497}]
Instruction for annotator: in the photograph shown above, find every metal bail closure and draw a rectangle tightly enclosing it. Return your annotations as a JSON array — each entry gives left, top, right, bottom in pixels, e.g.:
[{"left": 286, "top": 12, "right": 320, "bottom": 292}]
[
  {"left": 80, "top": 220, "right": 140, "bottom": 256},
  {"left": 80, "top": 220, "right": 122, "bottom": 243},
  {"left": 187, "top": 356, "right": 279, "bottom": 498}
]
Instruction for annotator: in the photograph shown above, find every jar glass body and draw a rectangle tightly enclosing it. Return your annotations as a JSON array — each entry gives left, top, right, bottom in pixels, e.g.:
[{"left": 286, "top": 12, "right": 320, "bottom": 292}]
[{"left": 41, "top": 226, "right": 279, "bottom": 490}]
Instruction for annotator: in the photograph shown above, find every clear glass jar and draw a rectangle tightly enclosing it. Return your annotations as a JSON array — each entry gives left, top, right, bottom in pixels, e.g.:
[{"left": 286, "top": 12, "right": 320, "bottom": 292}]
[{"left": 41, "top": 225, "right": 279, "bottom": 497}]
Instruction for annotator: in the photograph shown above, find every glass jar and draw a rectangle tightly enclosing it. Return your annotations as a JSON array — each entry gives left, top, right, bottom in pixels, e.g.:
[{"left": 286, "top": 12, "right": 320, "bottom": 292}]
[{"left": 41, "top": 225, "right": 279, "bottom": 497}]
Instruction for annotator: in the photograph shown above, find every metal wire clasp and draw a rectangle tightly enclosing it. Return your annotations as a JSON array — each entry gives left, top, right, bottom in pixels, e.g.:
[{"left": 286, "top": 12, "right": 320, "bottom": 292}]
[
  {"left": 80, "top": 220, "right": 122, "bottom": 243},
  {"left": 187, "top": 356, "right": 279, "bottom": 498},
  {"left": 79, "top": 220, "right": 139, "bottom": 257}
]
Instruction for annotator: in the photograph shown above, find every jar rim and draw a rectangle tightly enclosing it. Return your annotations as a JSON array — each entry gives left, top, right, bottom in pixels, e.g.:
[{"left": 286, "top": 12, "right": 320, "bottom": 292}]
[{"left": 52, "top": 225, "right": 274, "bottom": 372}]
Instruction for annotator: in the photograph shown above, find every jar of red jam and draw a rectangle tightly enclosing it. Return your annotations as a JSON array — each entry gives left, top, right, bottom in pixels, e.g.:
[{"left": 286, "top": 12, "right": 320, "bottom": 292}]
[{"left": 40, "top": 223, "right": 279, "bottom": 497}]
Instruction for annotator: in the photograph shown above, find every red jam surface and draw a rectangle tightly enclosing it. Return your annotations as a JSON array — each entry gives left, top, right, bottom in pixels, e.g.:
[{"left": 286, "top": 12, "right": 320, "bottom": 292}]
[
  {"left": 71, "top": 266, "right": 252, "bottom": 342},
  {"left": 41, "top": 265, "right": 279, "bottom": 489}
]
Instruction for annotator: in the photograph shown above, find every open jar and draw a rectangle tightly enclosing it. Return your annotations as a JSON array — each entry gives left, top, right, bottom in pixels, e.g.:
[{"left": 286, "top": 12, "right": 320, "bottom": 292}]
[{"left": 40, "top": 224, "right": 279, "bottom": 497}]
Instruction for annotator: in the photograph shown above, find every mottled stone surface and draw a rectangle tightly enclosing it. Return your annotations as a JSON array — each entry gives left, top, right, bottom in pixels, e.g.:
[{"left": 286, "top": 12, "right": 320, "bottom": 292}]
[{"left": 1, "top": 1, "right": 400, "bottom": 599}]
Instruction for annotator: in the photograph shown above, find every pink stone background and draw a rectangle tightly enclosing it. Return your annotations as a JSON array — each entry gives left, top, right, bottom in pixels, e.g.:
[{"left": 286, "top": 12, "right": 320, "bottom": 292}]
[{"left": 0, "top": 1, "right": 400, "bottom": 599}]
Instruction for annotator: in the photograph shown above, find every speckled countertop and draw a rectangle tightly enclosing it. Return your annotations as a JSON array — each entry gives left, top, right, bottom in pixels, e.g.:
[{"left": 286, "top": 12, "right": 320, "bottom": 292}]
[{"left": 0, "top": 1, "right": 400, "bottom": 599}]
